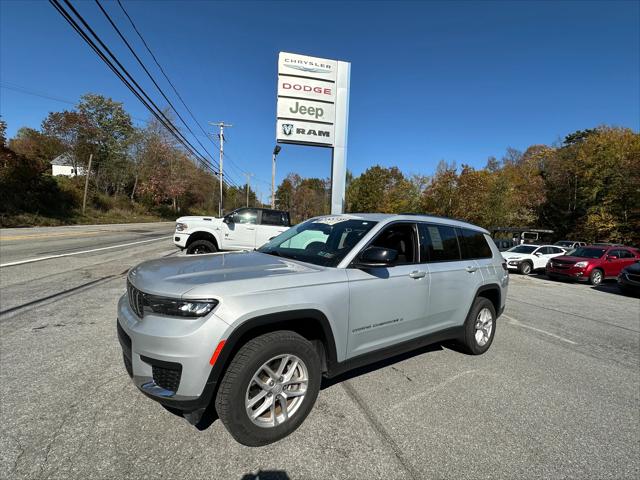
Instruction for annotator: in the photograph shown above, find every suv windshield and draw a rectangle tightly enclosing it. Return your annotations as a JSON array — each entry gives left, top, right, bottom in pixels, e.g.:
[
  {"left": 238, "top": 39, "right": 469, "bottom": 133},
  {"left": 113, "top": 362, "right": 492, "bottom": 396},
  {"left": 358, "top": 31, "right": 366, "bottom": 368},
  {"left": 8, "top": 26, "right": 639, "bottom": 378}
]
[
  {"left": 507, "top": 245, "right": 537, "bottom": 254},
  {"left": 258, "top": 217, "right": 377, "bottom": 267},
  {"left": 571, "top": 247, "right": 606, "bottom": 259}
]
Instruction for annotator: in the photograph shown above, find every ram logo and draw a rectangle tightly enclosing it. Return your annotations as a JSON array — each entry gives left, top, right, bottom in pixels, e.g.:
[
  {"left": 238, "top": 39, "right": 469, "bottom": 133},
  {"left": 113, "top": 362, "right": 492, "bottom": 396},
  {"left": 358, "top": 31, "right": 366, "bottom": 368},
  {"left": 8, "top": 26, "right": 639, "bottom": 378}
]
[{"left": 282, "top": 124, "right": 294, "bottom": 136}]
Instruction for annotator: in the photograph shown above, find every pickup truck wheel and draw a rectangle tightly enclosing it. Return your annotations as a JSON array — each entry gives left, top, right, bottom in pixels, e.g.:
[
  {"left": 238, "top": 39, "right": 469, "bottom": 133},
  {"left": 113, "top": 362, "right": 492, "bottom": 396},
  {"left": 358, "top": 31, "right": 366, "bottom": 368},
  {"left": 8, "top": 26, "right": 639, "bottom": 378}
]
[
  {"left": 518, "top": 261, "right": 532, "bottom": 275},
  {"left": 215, "top": 331, "right": 321, "bottom": 447},
  {"left": 460, "top": 297, "right": 496, "bottom": 355},
  {"left": 186, "top": 240, "right": 217, "bottom": 255}
]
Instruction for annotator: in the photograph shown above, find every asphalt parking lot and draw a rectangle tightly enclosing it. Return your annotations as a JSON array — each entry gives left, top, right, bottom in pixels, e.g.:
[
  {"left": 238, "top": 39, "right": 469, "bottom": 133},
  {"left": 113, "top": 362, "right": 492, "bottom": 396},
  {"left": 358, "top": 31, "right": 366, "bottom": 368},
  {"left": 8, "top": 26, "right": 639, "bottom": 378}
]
[{"left": 1, "top": 225, "right": 639, "bottom": 480}]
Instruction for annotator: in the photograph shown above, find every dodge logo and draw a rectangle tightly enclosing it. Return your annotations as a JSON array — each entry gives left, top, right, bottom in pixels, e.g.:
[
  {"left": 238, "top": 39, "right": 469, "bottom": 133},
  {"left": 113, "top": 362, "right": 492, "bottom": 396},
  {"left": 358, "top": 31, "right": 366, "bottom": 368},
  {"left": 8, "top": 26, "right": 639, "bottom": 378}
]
[{"left": 282, "top": 124, "right": 294, "bottom": 136}]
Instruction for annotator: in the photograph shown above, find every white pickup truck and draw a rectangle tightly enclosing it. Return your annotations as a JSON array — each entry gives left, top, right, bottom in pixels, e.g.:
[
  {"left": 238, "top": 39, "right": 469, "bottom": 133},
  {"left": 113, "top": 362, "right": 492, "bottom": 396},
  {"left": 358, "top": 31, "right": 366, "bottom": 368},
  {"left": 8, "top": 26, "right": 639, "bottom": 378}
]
[{"left": 173, "top": 207, "right": 291, "bottom": 254}]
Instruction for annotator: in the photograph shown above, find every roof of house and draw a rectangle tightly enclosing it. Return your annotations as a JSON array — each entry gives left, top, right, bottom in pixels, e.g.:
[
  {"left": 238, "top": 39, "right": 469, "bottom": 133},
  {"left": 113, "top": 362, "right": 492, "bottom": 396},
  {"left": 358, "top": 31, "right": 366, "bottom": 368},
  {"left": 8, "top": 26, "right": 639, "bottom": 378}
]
[{"left": 50, "top": 153, "right": 76, "bottom": 166}]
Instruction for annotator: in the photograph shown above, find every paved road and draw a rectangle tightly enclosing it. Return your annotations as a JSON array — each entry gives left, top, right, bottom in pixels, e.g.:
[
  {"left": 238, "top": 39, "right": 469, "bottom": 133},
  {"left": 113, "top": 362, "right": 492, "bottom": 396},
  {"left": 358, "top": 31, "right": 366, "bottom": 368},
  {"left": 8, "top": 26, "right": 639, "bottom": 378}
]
[
  {"left": 0, "top": 222, "right": 175, "bottom": 266},
  {"left": 1, "top": 228, "right": 638, "bottom": 480}
]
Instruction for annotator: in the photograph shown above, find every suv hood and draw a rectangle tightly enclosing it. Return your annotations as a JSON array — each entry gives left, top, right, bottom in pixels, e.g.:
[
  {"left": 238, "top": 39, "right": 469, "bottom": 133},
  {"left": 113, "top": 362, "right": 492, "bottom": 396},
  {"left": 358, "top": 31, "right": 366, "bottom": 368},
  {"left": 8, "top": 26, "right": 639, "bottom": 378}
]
[{"left": 128, "top": 251, "right": 322, "bottom": 298}]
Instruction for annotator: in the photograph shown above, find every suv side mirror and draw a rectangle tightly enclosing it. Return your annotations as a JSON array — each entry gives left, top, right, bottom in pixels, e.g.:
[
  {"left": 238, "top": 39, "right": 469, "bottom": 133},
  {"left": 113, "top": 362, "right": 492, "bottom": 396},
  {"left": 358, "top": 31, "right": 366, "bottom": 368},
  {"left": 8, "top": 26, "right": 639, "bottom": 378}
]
[
  {"left": 534, "top": 252, "right": 542, "bottom": 256},
  {"left": 607, "top": 255, "right": 618, "bottom": 260},
  {"left": 355, "top": 247, "right": 397, "bottom": 268},
  {"left": 223, "top": 213, "right": 234, "bottom": 224}
]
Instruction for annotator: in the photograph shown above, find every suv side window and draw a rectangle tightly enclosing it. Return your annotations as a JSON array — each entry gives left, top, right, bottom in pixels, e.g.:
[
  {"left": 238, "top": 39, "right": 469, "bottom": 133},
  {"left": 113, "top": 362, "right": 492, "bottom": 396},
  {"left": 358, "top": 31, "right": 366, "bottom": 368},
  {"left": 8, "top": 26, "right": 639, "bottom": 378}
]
[
  {"left": 551, "top": 247, "right": 565, "bottom": 254},
  {"left": 370, "top": 223, "right": 418, "bottom": 265},
  {"left": 618, "top": 249, "right": 634, "bottom": 259},
  {"left": 261, "top": 209, "right": 288, "bottom": 226},
  {"left": 458, "top": 228, "right": 493, "bottom": 259},
  {"left": 419, "top": 223, "right": 461, "bottom": 262},
  {"left": 234, "top": 208, "right": 258, "bottom": 224}
]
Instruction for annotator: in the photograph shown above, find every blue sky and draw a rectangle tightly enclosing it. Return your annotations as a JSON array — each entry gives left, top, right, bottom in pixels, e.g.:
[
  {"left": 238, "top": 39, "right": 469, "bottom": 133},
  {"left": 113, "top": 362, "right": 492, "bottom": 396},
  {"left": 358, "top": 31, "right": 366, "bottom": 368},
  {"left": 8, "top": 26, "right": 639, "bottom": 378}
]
[{"left": 1, "top": 0, "right": 638, "bottom": 199}]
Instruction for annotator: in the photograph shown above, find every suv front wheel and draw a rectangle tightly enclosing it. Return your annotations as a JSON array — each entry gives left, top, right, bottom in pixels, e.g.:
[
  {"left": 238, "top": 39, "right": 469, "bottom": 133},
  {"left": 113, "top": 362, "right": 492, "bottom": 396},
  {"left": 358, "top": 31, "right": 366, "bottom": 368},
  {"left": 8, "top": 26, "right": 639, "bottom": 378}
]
[{"left": 215, "top": 331, "right": 321, "bottom": 447}]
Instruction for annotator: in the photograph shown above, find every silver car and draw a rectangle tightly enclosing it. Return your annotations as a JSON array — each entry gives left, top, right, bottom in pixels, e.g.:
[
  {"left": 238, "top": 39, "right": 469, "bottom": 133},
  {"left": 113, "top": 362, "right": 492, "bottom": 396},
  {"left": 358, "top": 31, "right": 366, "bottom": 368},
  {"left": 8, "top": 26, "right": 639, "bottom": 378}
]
[{"left": 117, "top": 214, "right": 508, "bottom": 446}]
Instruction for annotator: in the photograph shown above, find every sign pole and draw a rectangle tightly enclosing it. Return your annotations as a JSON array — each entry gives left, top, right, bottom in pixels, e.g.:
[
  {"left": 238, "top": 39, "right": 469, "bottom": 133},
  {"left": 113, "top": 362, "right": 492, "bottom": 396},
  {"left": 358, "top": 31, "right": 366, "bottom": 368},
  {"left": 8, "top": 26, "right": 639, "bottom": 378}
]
[{"left": 331, "top": 61, "right": 350, "bottom": 214}]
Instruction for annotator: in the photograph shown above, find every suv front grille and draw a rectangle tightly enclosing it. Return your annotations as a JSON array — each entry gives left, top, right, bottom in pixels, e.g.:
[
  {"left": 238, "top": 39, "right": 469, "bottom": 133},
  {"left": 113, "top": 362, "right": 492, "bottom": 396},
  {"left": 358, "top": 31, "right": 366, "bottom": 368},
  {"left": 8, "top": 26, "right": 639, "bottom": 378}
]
[{"left": 127, "top": 280, "right": 145, "bottom": 317}]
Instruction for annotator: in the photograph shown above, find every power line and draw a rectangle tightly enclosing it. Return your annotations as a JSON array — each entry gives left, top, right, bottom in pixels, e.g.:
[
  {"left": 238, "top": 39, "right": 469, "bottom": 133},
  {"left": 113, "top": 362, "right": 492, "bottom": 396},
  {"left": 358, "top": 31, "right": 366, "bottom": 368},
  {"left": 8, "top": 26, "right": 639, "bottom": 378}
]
[
  {"left": 114, "top": 0, "right": 235, "bottom": 171},
  {"left": 94, "top": 0, "right": 221, "bottom": 174},
  {"left": 49, "top": 0, "right": 218, "bottom": 176},
  {"left": 1, "top": 81, "right": 149, "bottom": 124}
]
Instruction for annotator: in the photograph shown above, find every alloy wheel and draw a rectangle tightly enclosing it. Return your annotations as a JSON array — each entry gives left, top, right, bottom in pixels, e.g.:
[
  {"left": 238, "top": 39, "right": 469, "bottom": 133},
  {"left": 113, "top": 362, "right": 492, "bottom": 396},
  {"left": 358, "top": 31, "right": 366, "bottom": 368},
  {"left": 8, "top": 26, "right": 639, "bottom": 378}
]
[
  {"left": 474, "top": 307, "right": 494, "bottom": 347},
  {"left": 245, "top": 354, "right": 308, "bottom": 428}
]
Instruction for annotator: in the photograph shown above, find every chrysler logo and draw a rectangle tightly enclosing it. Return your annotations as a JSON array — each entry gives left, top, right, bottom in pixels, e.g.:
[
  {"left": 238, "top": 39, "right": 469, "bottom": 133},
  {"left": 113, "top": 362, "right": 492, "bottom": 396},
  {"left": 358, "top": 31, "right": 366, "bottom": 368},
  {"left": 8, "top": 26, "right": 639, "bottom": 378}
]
[
  {"left": 284, "top": 64, "right": 332, "bottom": 74},
  {"left": 282, "top": 124, "right": 294, "bottom": 136}
]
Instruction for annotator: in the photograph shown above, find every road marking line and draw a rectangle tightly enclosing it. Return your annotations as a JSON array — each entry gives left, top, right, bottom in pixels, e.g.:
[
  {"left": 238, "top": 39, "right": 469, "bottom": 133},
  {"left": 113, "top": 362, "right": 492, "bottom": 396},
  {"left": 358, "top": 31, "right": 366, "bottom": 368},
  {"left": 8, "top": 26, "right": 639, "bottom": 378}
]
[
  {"left": 0, "top": 237, "right": 169, "bottom": 267},
  {"left": 502, "top": 314, "right": 577, "bottom": 345},
  {"left": 0, "top": 231, "right": 102, "bottom": 241}
]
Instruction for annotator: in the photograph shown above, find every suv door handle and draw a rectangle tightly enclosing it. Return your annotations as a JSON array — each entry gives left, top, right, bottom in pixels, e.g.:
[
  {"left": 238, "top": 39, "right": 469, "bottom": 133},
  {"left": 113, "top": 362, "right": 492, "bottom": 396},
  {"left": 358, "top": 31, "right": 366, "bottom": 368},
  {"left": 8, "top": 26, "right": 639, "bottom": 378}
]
[
  {"left": 246, "top": 227, "right": 255, "bottom": 231},
  {"left": 409, "top": 270, "right": 426, "bottom": 279},
  {"left": 465, "top": 266, "right": 478, "bottom": 273}
]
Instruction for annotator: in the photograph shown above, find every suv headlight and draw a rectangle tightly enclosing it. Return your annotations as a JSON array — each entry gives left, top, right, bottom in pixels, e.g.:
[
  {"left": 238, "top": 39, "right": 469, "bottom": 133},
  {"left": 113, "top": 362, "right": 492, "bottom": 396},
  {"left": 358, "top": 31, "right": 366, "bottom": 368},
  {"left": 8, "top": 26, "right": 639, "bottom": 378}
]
[
  {"left": 176, "top": 222, "right": 188, "bottom": 232},
  {"left": 143, "top": 295, "right": 218, "bottom": 318},
  {"left": 574, "top": 261, "right": 588, "bottom": 268}
]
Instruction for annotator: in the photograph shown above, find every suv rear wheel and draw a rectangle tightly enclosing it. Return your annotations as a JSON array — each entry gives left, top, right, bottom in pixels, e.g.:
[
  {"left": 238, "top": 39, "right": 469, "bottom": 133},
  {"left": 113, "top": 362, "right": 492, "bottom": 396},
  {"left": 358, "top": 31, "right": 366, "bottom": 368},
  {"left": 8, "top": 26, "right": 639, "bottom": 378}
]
[
  {"left": 215, "top": 331, "right": 321, "bottom": 446},
  {"left": 460, "top": 297, "right": 497, "bottom": 355}
]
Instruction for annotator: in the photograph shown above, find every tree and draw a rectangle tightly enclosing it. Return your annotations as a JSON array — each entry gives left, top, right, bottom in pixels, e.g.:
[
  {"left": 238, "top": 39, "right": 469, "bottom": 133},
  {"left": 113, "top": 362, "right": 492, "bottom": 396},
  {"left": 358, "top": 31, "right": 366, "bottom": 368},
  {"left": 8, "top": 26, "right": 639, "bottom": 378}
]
[
  {"left": 76, "top": 94, "right": 134, "bottom": 193},
  {"left": 42, "top": 110, "right": 94, "bottom": 175}
]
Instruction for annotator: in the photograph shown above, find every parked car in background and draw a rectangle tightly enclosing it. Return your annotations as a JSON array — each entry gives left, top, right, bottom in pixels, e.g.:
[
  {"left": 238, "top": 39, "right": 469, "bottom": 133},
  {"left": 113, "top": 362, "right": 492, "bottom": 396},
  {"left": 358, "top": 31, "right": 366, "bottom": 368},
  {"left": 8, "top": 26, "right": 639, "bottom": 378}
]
[
  {"left": 493, "top": 238, "right": 516, "bottom": 252},
  {"left": 617, "top": 261, "right": 640, "bottom": 296},
  {"left": 174, "top": 208, "right": 291, "bottom": 254},
  {"left": 554, "top": 240, "right": 586, "bottom": 249},
  {"left": 501, "top": 244, "right": 567, "bottom": 275},
  {"left": 546, "top": 245, "right": 640, "bottom": 286}
]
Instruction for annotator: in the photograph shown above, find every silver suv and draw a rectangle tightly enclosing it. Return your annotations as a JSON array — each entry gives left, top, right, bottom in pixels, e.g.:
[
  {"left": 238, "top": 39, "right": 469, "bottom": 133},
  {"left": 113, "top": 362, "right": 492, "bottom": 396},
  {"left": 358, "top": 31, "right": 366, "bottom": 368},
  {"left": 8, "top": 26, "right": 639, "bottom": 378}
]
[{"left": 117, "top": 214, "right": 508, "bottom": 446}]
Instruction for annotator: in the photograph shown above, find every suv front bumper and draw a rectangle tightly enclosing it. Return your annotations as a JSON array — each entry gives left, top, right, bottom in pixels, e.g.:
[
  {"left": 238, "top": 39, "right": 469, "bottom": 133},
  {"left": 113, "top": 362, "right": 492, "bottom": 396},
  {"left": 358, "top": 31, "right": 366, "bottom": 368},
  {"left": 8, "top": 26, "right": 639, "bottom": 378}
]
[{"left": 116, "top": 294, "right": 230, "bottom": 413}]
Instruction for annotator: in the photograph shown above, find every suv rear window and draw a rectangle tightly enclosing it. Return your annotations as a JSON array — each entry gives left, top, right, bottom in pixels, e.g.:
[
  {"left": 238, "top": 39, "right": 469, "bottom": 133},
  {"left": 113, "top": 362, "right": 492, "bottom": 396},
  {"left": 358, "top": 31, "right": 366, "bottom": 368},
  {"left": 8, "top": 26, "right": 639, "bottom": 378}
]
[
  {"left": 458, "top": 228, "right": 492, "bottom": 259},
  {"left": 419, "top": 224, "right": 461, "bottom": 262}
]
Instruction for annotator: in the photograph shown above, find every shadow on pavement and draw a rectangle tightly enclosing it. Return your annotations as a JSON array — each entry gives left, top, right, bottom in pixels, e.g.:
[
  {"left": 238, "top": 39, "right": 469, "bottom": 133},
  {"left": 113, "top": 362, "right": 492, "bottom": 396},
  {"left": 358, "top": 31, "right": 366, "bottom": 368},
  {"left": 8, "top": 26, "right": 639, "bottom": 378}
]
[
  {"left": 241, "top": 471, "right": 290, "bottom": 480},
  {"left": 321, "top": 342, "right": 444, "bottom": 389}
]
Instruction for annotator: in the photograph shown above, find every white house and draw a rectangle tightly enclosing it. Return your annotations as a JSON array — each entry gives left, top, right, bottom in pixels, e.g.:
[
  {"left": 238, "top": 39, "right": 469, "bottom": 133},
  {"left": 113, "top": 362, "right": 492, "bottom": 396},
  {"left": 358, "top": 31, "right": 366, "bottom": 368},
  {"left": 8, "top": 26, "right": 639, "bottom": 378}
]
[{"left": 51, "top": 153, "right": 85, "bottom": 177}]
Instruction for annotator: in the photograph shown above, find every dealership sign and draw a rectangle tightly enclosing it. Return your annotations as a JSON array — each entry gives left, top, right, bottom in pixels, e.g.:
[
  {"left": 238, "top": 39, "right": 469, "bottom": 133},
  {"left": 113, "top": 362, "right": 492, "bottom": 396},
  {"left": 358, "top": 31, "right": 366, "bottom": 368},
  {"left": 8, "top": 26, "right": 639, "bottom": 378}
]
[{"left": 275, "top": 51, "right": 350, "bottom": 212}]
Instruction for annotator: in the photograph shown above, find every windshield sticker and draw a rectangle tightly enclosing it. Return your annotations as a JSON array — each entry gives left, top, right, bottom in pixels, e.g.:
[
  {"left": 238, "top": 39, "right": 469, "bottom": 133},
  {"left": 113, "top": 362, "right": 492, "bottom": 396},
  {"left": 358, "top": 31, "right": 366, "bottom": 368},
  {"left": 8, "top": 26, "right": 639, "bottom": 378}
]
[
  {"left": 428, "top": 226, "right": 444, "bottom": 250},
  {"left": 313, "top": 216, "right": 351, "bottom": 225}
]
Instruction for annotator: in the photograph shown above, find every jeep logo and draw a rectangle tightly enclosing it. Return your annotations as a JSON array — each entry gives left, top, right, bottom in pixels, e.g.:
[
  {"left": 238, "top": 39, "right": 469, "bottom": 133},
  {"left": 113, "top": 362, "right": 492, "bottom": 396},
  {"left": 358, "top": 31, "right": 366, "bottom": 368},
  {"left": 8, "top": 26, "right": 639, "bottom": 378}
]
[
  {"left": 282, "top": 124, "right": 294, "bottom": 136},
  {"left": 289, "top": 101, "right": 324, "bottom": 120}
]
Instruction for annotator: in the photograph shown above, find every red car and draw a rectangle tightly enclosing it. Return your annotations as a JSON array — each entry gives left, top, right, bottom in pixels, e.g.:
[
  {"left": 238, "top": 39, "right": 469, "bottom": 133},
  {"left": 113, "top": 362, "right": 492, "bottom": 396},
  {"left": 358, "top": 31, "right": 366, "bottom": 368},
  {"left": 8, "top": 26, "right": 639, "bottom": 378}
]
[{"left": 546, "top": 245, "right": 640, "bottom": 286}]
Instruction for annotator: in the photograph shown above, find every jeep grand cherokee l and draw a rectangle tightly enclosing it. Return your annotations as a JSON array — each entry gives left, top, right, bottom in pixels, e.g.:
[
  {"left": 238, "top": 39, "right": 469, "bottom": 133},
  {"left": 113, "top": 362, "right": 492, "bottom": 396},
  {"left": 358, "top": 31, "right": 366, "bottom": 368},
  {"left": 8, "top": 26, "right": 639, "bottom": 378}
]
[{"left": 117, "top": 214, "right": 508, "bottom": 446}]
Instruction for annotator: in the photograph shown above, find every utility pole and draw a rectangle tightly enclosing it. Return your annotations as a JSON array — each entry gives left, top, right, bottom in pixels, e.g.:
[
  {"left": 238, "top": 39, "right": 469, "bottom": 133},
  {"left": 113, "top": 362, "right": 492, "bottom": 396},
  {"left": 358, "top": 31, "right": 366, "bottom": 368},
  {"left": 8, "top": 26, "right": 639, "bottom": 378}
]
[
  {"left": 245, "top": 172, "right": 254, "bottom": 207},
  {"left": 271, "top": 145, "right": 281, "bottom": 209},
  {"left": 209, "top": 122, "right": 232, "bottom": 216},
  {"left": 82, "top": 153, "right": 93, "bottom": 215}
]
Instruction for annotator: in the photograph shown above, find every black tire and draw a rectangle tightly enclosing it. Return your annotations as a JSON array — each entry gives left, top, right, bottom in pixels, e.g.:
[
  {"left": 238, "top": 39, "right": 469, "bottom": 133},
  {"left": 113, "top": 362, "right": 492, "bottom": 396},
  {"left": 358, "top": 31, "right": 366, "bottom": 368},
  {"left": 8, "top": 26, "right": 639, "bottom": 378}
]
[
  {"left": 589, "top": 268, "right": 603, "bottom": 286},
  {"left": 460, "top": 297, "right": 497, "bottom": 355},
  {"left": 186, "top": 239, "right": 217, "bottom": 255},
  {"left": 215, "top": 331, "right": 321, "bottom": 447},
  {"left": 518, "top": 261, "right": 533, "bottom": 275}
]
